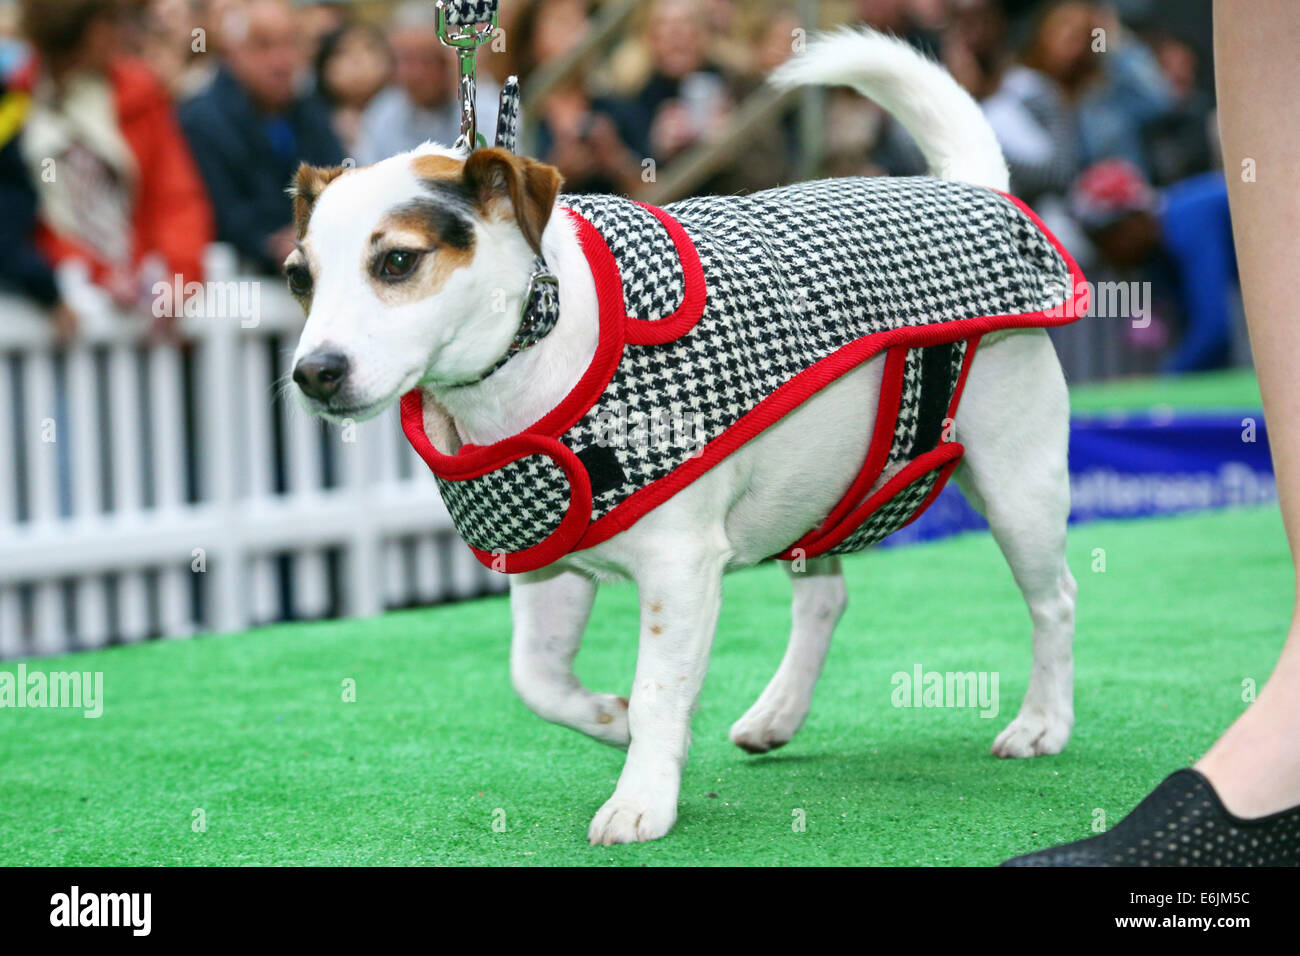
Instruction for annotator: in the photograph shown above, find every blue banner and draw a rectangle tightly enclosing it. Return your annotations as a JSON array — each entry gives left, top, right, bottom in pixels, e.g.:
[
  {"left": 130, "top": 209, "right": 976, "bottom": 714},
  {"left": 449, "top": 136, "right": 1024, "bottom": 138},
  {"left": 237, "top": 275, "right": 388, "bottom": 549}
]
[{"left": 883, "top": 411, "right": 1275, "bottom": 547}]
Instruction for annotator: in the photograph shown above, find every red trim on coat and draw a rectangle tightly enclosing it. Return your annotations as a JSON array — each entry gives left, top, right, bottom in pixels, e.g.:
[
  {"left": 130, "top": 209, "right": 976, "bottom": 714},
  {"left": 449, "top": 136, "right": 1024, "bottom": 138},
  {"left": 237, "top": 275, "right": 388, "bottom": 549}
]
[
  {"left": 776, "top": 344, "right": 909, "bottom": 559},
  {"left": 902, "top": 454, "right": 964, "bottom": 531},
  {"left": 783, "top": 332, "right": 983, "bottom": 560},
  {"left": 947, "top": 334, "right": 982, "bottom": 421},
  {"left": 623, "top": 201, "right": 708, "bottom": 344},
  {"left": 397, "top": 418, "right": 596, "bottom": 573},
  {"left": 791, "top": 441, "right": 966, "bottom": 557}
]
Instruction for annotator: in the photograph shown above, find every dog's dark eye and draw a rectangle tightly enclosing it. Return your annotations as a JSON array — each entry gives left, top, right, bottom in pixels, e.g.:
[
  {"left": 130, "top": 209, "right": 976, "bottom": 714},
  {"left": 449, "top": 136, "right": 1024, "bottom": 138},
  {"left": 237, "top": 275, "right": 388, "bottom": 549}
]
[
  {"left": 380, "top": 250, "right": 419, "bottom": 279},
  {"left": 285, "top": 264, "right": 312, "bottom": 297}
]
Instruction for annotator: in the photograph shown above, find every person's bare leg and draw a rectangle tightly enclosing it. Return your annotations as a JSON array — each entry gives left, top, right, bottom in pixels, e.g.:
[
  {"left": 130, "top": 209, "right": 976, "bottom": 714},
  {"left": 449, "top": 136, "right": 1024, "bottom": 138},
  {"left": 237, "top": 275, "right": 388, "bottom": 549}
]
[
  {"left": 1193, "top": 0, "right": 1300, "bottom": 818},
  {"left": 1007, "top": 2, "right": 1300, "bottom": 865}
]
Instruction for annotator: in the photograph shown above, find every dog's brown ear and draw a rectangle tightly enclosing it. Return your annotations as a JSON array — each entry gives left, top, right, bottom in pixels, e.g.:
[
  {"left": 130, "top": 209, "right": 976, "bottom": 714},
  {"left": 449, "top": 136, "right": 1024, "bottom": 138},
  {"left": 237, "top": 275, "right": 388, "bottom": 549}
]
[
  {"left": 292, "top": 164, "right": 349, "bottom": 238},
  {"left": 462, "top": 147, "right": 563, "bottom": 255}
]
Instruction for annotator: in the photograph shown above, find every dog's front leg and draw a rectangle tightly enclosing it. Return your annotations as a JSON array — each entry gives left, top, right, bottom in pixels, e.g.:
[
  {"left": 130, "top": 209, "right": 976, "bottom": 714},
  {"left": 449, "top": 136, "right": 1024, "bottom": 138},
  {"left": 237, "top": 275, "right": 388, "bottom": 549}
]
[
  {"left": 509, "top": 567, "right": 629, "bottom": 747},
  {"left": 588, "top": 537, "right": 729, "bottom": 845}
]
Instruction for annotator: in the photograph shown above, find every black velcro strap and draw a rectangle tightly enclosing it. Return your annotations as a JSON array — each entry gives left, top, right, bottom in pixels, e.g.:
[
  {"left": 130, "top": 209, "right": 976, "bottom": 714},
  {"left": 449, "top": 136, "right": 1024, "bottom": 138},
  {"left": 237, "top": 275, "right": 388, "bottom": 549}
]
[{"left": 912, "top": 343, "right": 962, "bottom": 454}]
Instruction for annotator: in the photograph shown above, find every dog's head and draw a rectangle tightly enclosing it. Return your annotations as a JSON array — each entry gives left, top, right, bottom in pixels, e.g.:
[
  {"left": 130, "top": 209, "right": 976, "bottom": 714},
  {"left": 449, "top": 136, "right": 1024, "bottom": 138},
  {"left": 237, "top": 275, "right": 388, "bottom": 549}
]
[{"left": 286, "top": 144, "right": 563, "bottom": 421}]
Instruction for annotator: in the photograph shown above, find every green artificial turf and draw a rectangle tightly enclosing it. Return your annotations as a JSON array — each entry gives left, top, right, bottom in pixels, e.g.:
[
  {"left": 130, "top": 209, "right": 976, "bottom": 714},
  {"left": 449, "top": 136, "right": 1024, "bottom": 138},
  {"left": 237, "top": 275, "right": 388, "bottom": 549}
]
[
  {"left": 1069, "top": 369, "right": 1262, "bottom": 413},
  {"left": 0, "top": 504, "right": 1290, "bottom": 866}
]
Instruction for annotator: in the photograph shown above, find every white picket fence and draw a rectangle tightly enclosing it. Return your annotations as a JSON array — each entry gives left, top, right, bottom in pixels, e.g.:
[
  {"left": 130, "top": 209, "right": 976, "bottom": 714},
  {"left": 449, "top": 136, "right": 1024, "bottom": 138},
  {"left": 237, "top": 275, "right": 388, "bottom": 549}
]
[{"left": 0, "top": 247, "right": 504, "bottom": 659}]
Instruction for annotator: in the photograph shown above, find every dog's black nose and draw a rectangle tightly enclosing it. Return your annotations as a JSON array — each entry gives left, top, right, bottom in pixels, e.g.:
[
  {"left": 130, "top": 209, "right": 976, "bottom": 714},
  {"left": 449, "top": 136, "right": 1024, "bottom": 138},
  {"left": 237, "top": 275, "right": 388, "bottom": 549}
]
[{"left": 293, "top": 350, "right": 349, "bottom": 402}]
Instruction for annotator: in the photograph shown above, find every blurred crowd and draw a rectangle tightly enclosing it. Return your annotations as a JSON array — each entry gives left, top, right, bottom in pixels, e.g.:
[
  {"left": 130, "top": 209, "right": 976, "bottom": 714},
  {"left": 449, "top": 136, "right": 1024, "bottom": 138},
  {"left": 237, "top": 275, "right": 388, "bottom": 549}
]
[{"left": 0, "top": 0, "right": 1232, "bottom": 373}]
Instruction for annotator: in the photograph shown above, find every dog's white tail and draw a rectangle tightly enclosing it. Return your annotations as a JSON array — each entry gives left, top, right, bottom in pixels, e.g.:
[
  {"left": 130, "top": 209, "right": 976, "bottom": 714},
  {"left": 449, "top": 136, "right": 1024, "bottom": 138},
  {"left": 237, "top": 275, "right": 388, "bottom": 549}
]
[{"left": 770, "top": 27, "right": 1008, "bottom": 191}]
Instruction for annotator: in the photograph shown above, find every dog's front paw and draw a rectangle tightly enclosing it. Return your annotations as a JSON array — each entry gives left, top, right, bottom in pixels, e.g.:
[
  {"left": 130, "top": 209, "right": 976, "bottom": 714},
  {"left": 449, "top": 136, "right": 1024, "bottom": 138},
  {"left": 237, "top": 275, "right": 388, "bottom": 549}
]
[
  {"left": 587, "top": 791, "right": 677, "bottom": 845},
  {"left": 991, "top": 709, "right": 1073, "bottom": 758}
]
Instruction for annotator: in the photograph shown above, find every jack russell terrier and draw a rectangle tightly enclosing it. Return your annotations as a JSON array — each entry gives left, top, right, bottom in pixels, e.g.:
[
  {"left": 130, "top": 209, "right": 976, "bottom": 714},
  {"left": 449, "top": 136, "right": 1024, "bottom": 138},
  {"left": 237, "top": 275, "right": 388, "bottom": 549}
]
[{"left": 287, "top": 29, "right": 1087, "bottom": 845}]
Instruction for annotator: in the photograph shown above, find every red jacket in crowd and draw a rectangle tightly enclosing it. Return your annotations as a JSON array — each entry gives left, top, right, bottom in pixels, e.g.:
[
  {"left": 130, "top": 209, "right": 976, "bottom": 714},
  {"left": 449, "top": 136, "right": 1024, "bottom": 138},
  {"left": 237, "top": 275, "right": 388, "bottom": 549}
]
[{"left": 16, "top": 57, "right": 214, "bottom": 289}]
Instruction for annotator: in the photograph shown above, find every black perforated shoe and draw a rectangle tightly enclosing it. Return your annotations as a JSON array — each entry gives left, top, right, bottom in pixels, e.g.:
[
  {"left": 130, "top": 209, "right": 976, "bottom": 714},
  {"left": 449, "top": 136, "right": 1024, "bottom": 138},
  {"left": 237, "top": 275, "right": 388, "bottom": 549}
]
[{"left": 1002, "top": 768, "right": 1300, "bottom": 866}]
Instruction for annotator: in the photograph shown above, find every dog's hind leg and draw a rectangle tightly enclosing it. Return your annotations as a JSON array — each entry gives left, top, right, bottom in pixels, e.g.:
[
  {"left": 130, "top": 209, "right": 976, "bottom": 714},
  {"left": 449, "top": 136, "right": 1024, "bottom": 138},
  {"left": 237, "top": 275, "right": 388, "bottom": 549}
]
[
  {"left": 952, "top": 329, "right": 1075, "bottom": 757},
  {"left": 730, "top": 556, "right": 846, "bottom": 754},
  {"left": 509, "top": 567, "right": 629, "bottom": 747}
]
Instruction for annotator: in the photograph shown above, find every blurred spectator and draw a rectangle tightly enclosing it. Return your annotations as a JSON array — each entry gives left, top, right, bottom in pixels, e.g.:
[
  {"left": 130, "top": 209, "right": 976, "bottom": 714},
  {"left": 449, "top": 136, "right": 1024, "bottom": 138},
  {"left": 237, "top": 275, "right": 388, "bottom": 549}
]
[
  {"left": 296, "top": 0, "right": 349, "bottom": 60},
  {"left": 826, "top": 0, "right": 957, "bottom": 180},
  {"left": 512, "top": 0, "right": 584, "bottom": 83},
  {"left": 753, "top": 7, "right": 801, "bottom": 76},
  {"left": 1075, "top": 4, "right": 1175, "bottom": 174},
  {"left": 0, "top": 74, "right": 77, "bottom": 339},
  {"left": 355, "top": 1, "right": 499, "bottom": 165},
  {"left": 514, "top": 0, "right": 643, "bottom": 195},
  {"left": 127, "top": 0, "right": 218, "bottom": 100},
  {"left": 856, "top": 0, "right": 941, "bottom": 57},
  {"left": 943, "top": 0, "right": 1010, "bottom": 101},
  {"left": 17, "top": 0, "right": 213, "bottom": 317},
  {"left": 1141, "top": 29, "right": 1215, "bottom": 186},
  {"left": 1071, "top": 159, "right": 1236, "bottom": 373},
  {"left": 984, "top": 3, "right": 1177, "bottom": 196},
  {"left": 179, "top": 0, "right": 342, "bottom": 273},
  {"left": 822, "top": 88, "right": 885, "bottom": 179},
  {"left": 314, "top": 21, "right": 392, "bottom": 157},
  {"left": 701, "top": 0, "right": 758, "bottom": 78},
  {"left": 625, "top": 0, "right": 801, "bottom": 193},
  {"left": 629, "top": 0, "right": 731, "bottom": 165},
  {"left": 0, "top": 0, "right": 32, "bottom": 81},
  {"left": 982, "top": 1, "right": 1095, "bottom": 208},
  {"left": 744, "top": 7, "right": 803, "bottom": 185}
]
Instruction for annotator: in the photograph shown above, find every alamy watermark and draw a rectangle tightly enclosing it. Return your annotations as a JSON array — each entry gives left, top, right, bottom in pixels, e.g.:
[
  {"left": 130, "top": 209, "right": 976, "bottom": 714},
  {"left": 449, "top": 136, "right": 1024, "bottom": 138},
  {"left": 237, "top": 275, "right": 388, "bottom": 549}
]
[
  {"left": 593, "top": 400, "right": 706, "bottom": 459},
  {"left": 152, "top": 274, "right": 261, "bottom": 328},
  {"left": 794, "top": 279, "right": 1151, "bottom": 328},
  {"left": 0, "top": 664, "right": 103, "bottom": 718},
  {"left": 1046, "top": 279, "right": 1152, "bottom": 328},
  {"left": 891, "top": 664, "right": 999, "bottom": 718},
  {"left": 50, "top": 886, "right": 150, "bottom": 936}
]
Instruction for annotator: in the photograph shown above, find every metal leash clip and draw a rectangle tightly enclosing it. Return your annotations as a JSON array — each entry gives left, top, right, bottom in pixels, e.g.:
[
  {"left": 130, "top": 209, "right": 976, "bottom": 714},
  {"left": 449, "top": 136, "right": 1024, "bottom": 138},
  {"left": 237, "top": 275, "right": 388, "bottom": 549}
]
[{"left": 435, "top": 0, "right": 500, "bottom": 151}]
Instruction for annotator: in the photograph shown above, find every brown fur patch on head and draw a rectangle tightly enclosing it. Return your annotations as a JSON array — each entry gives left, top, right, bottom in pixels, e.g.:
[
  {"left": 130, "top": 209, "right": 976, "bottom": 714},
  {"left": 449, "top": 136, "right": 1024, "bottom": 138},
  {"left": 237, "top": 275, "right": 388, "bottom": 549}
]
[
  {"left": 462, "top": 147, "right": 564, "bottom": 255},
  {"left": 381, "top": 195, "right": 476, "bottom": 252},
  {"left": 292, "top": 164, "right": 350, "bottom": 238},
  {"left": 411, "top": 153, "right": 466, "bottom": 182}
]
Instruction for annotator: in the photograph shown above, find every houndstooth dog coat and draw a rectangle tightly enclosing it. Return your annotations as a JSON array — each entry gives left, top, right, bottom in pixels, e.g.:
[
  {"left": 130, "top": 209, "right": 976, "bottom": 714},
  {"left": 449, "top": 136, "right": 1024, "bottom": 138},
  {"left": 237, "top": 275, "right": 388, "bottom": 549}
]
[{"left": 401, "top": 176, "right": 1089, "bottom": 573}]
